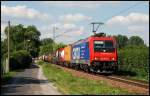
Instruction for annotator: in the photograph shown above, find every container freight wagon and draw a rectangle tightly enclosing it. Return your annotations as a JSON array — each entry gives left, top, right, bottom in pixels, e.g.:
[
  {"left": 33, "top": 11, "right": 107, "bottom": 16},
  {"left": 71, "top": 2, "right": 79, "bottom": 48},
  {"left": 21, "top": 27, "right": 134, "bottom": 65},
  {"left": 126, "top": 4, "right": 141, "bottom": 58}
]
[
  {"left": 55, "top": 48, "right": 65, "bottom": 65},
  {"left": 64, "top": 45, "right": 72, "bottom": 67},
  {"left": 71, "top": 35, "right": 118, "bottom": 72},
  {"left": 44, "top": 54, "right": 52, "bottom": 62},
  {"left": 71, "top": 39, "right": 90, "bottom": 70}
]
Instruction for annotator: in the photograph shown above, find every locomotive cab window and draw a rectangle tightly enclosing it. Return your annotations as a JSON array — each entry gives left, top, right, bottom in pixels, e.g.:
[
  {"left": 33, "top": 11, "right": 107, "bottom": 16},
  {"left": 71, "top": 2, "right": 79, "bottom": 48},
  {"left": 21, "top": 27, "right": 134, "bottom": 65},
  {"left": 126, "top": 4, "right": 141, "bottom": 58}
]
[
  {"left": 105, "top": 41, "right": 114, "bottom": 48},
  {"left": 94, "top": 41, "right": 104, "bottom": 48},
  {"left": 94, "top": 40, "right": 115, "bottom": 52}
]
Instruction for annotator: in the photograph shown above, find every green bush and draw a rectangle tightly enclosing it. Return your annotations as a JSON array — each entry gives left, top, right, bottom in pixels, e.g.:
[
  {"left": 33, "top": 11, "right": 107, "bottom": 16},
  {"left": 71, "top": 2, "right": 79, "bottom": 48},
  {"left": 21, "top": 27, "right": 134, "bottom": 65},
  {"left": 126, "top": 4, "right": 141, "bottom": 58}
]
[
  {"left": 10, "top": 50, "right": 32, "bottom": 70},
  {"left": 118, "top": 45, "right": 149, "bottom": 80}
]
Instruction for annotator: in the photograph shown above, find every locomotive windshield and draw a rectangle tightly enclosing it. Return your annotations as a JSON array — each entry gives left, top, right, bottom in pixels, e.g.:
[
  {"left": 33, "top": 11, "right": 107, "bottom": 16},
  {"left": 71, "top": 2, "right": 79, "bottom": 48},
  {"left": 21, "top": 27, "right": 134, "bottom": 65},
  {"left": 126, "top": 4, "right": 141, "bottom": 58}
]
[{"left": 94, "top": 40, "right": 115, "bottom": 52}]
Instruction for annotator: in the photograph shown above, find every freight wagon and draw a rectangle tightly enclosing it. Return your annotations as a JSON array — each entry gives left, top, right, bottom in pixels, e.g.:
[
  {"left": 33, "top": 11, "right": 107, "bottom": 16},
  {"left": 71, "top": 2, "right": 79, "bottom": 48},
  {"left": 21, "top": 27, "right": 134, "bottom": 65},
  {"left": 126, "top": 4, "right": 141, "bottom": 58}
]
[
  {"left": 64, "top": 45, "right": 72, "bottom": 67},
  {"left": 55, "top": 48, "right": 65, "bottom": 65}
]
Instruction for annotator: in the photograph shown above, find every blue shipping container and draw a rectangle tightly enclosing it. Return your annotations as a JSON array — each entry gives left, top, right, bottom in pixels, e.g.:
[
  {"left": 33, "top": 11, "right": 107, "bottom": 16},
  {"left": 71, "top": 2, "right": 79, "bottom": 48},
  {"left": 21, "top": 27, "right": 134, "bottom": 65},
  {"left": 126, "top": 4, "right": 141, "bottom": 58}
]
[{"left": 72, "top": 41, "right": 89, "bottom": 61}]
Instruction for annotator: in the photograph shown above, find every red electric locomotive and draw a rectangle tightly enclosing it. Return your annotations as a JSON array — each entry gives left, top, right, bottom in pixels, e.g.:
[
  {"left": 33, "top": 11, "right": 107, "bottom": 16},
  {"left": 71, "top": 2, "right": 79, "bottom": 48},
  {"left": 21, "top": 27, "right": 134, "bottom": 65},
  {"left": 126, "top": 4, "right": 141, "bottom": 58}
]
[
  {"left": 71, "top": 33, "right": 118, "bottom": 73},
  {"left": 89, "top": 34, "right": 118, "bottom": 72}
]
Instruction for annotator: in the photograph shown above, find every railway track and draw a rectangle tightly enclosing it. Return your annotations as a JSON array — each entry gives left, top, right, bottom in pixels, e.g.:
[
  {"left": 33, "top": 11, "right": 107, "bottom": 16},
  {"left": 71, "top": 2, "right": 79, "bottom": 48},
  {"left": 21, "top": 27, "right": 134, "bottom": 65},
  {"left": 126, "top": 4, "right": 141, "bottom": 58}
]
[
  {"left": 52, "top": 63, "right": 149, "bottom": 90},
  {"left": 99, "top": 75, "right": 149, "bottom": 89}
]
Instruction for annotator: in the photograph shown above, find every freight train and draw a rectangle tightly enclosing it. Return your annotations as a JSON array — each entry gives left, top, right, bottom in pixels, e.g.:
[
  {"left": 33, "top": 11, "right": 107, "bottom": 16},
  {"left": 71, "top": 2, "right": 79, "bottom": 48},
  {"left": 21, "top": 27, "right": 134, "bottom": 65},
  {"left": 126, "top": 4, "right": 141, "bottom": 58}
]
[{"left": 42, "top": 33, "right": 118, "bottom": 73}]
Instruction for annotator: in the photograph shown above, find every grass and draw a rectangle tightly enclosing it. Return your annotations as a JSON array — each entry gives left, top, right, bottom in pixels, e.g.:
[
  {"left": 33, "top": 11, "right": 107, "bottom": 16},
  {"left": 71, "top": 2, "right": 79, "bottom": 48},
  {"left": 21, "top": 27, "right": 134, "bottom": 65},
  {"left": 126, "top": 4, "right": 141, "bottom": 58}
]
[
  {"left": 1, "top": 69, "right": 24, "bottom": 85},
  {"left": 131, "top": 68, "right": 149, "bottom": 82},
  {"left": 117, "top": 68, "right": 149, "bottom": 82},
  {"left": 37, "top": 60, "right": 138, "bottom": 95},
  {"left": 1, "top": 71, "right": 17, "bottom": 85}
]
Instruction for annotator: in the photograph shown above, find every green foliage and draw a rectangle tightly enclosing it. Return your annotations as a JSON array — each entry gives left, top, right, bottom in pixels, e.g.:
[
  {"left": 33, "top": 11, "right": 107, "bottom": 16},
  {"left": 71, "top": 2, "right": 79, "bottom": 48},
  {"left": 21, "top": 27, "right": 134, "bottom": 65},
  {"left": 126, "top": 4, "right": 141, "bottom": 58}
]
[
  {"left": 39, "top": 38, "right": 54, "bottom": 55},
  {"left": 1, "top": 40, "right": 7, "bottom": 60},
  {"left": 39, "top": 44, "right": 53, "bottom": 55},
  {"left": 113, "top": 35, "right": 128, "bottom": 48},
  {"left": 118, "top": 45, "right": 149, "bottom": 81},
  {"left": 40, "top": 38, "right": 54, "bottom": 45},
  {"left": 4, "top": 24, "right": 41, "bottom": 57},
  {"left": 128, "top": 36, "right": 145, "bottom": 46},
  {"left": 39, "top": 38, "right": 66, "bottom": 55},
  {"left": 9, "top": 50, "right": 32, "bottom": 70},
  {"left": 39, "top": 62, "right": 135, "bottom": 95},
  {"left": 113, "top": 35, "right": 146, "bottom": 49},
  {"left": 1, "top": 71, "right": 17, "bottom": 85},
  {"left": 54, "top": 42, "right": 66, "bottom": 51}
]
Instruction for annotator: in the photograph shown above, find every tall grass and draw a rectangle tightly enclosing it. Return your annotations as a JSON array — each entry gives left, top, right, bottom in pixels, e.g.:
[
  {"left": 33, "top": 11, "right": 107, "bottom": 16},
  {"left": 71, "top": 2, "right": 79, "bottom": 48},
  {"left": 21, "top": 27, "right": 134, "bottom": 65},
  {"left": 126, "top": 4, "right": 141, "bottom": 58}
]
[{"left": 38, "top": 61, "right": 138, "bottom": 95}]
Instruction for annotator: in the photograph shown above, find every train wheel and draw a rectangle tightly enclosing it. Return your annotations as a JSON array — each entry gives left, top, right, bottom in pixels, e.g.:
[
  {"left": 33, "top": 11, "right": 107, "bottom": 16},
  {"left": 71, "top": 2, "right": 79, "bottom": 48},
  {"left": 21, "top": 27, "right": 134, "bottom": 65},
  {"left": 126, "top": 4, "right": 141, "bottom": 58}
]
[
  {"left": 113, "top": 66, "right": 118, "bottom": 73},
  {"left": 67, "top": 63, "right": 70, "bottom": 68},
  {"left": 79, "top": 64, "right": 83, "bottom": 70},
  {"left": 84, "top": 65, "right": 89, "bottom": 73},
  {"left": 71, "top": 63, "right": 75, "bottom": 69},
  {"left": 75, "top": 64, "right": 79, "bottom": 70}
]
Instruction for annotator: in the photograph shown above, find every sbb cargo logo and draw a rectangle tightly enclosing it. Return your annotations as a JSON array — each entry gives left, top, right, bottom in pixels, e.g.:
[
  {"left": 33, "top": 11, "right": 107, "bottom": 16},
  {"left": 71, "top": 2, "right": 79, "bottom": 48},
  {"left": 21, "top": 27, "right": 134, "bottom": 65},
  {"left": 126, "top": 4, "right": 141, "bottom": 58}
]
[{"left": 72, "top": 47, "right": 80, "bottom": 59}]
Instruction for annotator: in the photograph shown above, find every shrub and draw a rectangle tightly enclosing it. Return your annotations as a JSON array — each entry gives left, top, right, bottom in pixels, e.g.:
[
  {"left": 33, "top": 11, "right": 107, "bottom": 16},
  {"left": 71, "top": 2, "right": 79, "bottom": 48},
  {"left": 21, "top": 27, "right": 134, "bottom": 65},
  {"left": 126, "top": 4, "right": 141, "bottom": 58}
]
[
  {"left": 9, "top": 50, "right": 32, "bottom": 70},
  {"left": 118, "top": 45, "right": 149, "bottom": 79}
]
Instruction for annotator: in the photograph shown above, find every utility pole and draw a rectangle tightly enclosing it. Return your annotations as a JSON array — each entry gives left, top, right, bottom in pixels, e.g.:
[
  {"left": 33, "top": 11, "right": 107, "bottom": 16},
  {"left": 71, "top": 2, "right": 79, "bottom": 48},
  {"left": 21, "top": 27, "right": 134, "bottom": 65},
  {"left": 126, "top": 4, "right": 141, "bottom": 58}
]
[
  {"left": 53, "top": 27, "right": 55, "bottom": 43},
  {"left": 91, "top": 22, "right": 104, "bottom": 35},
  {"left": 53, "top": 27, "right": 55, "bottom": 52},
  {"left": 53, "top": 26, "right": 58, "bottom": 51},
  {"left": 7, "top": 21, "right": 10, "bottom": 73}
]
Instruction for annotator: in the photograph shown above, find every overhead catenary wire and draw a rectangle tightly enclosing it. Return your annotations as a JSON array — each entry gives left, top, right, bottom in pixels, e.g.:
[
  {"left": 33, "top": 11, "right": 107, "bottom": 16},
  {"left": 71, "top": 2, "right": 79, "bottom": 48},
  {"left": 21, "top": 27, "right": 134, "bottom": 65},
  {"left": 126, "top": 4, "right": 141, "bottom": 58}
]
[
  {"left": 55, "top": 28, "right": 74, "bottom": 38},
  {"left": 66, "top": 1, "right": 146, "bottom": 45},
  {"left": 101, "top": 1, "right": 146, "bottom": 22},
  {"left": 80, "top": 1, "right": 146, "bottom": 38}
]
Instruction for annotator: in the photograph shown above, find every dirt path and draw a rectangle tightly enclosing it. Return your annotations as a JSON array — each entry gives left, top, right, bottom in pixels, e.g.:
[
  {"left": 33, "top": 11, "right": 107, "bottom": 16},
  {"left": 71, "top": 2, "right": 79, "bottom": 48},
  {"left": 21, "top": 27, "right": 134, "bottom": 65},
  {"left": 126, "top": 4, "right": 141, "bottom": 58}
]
[{"left": 1, "top": 64, "right": 61, "bottom": 95}]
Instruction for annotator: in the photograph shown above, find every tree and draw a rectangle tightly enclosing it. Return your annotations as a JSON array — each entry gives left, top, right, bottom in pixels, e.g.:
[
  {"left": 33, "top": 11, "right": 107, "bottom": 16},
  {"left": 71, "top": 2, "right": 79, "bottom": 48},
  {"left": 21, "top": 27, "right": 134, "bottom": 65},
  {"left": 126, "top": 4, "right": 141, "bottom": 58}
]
[
  {"left": 40, "top": 38, "right": 54, "bottom": 45},
  {"left": 4, "top": 24, "right": 41, "bottom": 57},
  {"left": 39, "top": 44, "right": 53, "bottom": 55},
  {"left": 39, "top": 38, "right": 54, "bottom": 55},
  {"left": 113, "top": 35, "right": 128, "bottom": 48},
  {"left": 54, "top": 42, "right": 66, "bottom": 50},
  {"left": 4, "top": 24, "right": 26, "bottom": 50},
  {"left": 128, "top": 36, "right": 144, "bottom": 46}
]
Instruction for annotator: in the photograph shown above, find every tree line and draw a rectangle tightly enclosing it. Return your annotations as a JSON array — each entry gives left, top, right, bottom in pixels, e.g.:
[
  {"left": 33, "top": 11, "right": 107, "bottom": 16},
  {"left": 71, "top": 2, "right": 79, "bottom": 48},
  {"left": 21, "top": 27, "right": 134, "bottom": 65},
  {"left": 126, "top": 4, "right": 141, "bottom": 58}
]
[
  {"left": 1, "top": 24, "right": 65, "bottom": 71},
  {"left": 1, "top": 24, "right": 147, "bottom": 60},
  {"left": 112, "top": 35, "right": 146, "bottom": 48}
]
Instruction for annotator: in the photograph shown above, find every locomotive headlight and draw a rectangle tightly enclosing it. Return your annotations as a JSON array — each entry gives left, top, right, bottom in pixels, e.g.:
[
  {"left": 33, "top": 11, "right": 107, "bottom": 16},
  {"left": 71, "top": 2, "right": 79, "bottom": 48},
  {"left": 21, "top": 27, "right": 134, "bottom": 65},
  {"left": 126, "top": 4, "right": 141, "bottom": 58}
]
[
  {"left": 95, "top": 57, "right": 98, "bottom": 60},
  {"left": 112, "top": 58, "right": 115, "bottom": 60}
]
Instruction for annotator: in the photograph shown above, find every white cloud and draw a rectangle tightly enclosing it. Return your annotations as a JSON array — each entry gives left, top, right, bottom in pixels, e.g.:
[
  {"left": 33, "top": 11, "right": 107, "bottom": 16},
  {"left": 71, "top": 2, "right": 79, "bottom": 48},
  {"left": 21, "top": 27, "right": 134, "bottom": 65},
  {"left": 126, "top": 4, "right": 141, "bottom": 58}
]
[
  {"left": 44, "top": 1, "right": 120, "bottom": 8},
  {"left": 126, "top": 13, "right": 149, "bottom": 25},
  {"left": 47, "top": 22, "right": 85, "bottom": 44},
  {"left": 106, "top": 12, "right": 149, "bottom": 45},
  {"left": 62, "top": 23, "right": 76, "bottom": 29},
  {"left": 60, "top": 14, "right": 92, "bottom": 23},
  {"left": 51, "top": 22, "right": 76, "bottom": 30},
  {"left": 38, "top": 25, "right": 52, "bottom": 39},
  {"left": 71, "top": 26, "right": 84, "bottom": 35},
  {"left": 128, "top": 25, "right": 148, "bottom": 33},
  {"left": 106, "top": 16, "right": 129, "bottom": 26},
  {"left": 1, "top": 5, "right": 51, "bottom": 21},
  {"left": 106, "top": 12, "right": 149, "bottom": 26},
  {"left": 39, "top": 23, "right": 77, "bottom": 40}
]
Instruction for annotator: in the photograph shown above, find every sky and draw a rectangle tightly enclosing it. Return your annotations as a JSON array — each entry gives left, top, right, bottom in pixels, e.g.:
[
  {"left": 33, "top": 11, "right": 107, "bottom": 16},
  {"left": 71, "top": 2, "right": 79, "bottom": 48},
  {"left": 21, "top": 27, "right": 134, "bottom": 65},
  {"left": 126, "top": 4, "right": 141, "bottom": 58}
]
[{"left": 1, "top": 1, "right": 149, "bottom": 46}]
